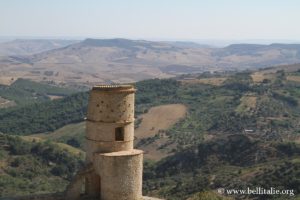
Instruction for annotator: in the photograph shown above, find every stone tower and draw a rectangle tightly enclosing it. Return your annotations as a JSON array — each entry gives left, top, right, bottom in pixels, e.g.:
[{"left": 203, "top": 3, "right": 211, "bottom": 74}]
[{"left": 85, "top": 85, "right": 143, "bottom": 200}]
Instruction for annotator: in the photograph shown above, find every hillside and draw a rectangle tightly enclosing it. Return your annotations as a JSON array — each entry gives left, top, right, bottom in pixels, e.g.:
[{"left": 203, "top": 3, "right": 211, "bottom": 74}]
[
  {"left": 0, "top": 134, "right": 84, "bottom": 197},
  {"left": 135, "top": 104, "right": 187, "bottom": 160},
  {"left": 1, "top": 39, "right": 300, "bottom": 86},
  {"left": 0, "top": 91, "right": 88, "bottom": 135},
  {"left": 0, "top": 65, "right": 300, "bottom": 199},
  {"left": 144, "top": 137, "right": 300, "bottom": 200},
  {"left": 0, "top": 78, "right": 77, "bottom": 106}
]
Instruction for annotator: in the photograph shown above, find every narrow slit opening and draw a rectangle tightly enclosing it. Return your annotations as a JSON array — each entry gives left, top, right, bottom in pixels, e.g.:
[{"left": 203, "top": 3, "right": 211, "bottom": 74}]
[{"left": 115, "top": 127, "right": 125, "bottom": 141}]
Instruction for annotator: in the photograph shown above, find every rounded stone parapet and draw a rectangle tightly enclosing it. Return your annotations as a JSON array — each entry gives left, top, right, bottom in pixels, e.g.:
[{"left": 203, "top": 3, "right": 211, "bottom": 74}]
[
  {"left": 85, "top": 139, "right": 134, "bottom": 162},
  {"left": 87, "top": 85, "right": 135, "bottom": 123},
  {"left": 143, "top": 197, "right": 165, "bottom": 200},
  {"left": 94, "top": 150, "right": 143, "bottom": 200},
  {"left": 92, "top": 85, "right": 136, "bottom": 93}
]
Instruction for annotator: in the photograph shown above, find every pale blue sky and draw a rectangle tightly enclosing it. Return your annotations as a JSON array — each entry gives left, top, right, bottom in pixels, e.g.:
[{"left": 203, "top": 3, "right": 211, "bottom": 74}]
[{"left": 0, "top": 0, "right": 300, "bottom": 41}]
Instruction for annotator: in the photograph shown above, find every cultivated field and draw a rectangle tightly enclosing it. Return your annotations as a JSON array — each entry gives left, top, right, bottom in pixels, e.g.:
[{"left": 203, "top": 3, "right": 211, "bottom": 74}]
[
  {"left": 251, "top": 72, "right": 266, "bottom": 83},
  {"left": 135, "top": 104, "right": 187, "bottom": 139},
  {"left": 29, "top": 104, "right": 188, "bottom": 160},
  {"left": 0, "top": 76, "right": 17, "bottom": 86},
  {"left": 30, "top": 122, "right": 85, "bottom": 140},
  {"left": 287, "top": 75, "right": 300, "bottom": 82},
  {"left": 135, "top": 104, "right": 187, "bottom": 160},
  {"left": 0, "top": 96, "right": 16, "bottom": 108},
  {"left": 181, "top": 77, "right": 227, "bottom": 86},
  {"left": 235, "top": 95, "right": 257, "bottom": 114}
]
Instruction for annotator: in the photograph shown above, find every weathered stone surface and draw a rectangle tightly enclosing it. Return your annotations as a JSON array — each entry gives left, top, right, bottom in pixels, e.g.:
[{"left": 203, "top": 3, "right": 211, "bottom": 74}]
[
  {"left": 87, "top": 85, "right": 135, "bottom": 123},
  {"left": 65, "top": 164, "right": 94, "bottom": 200},
  {"left": 94, "top": 150, "right": 143, "bottom": 200},
  {"left": 84, "top": 85, "right": 144, "bottom": 199},
  {"left": 86, "top": 121, "right": 134, "bottom": 142},
  {"left": 143, "top": 197, "right": 165, "bottom": 200},
  {"left": 85, "top": 139, "right": 133, "bottom": 162}
]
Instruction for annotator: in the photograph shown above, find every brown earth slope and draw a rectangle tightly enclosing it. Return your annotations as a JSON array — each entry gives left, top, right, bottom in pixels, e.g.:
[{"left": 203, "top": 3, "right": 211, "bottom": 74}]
[
  {"left": 135, "top": 104, "right": 187, "bottom": 161},
  {"left": 2, "top": 39, "right": 300, "bottom": 86}
]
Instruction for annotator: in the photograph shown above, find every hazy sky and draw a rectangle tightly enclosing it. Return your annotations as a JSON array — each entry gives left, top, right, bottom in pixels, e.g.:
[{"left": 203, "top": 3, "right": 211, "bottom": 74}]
[{"left": 1, "top": 0, "right": 300, "bottom": 41}]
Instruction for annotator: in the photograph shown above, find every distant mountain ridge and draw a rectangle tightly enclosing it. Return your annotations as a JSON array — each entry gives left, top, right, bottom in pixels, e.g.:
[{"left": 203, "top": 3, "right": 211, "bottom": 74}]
[
  {"left": 164, "top": 41, "right": 212, "bottom": 48},
  {"left": 223, "top": 43, "right": 300, "bottom": 51},
  {"left": 81, "top": 38, "right": 174, "bottom": 50},
  {"left": 1, "top": 38, "right": 300, "bottom": 86}
]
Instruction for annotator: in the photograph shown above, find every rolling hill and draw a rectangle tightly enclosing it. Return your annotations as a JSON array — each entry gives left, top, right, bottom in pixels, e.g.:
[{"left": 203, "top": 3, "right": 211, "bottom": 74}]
[
  {"left": 2, "top": 38, "right": 300, "bottom": 87},
  {"left": 0, "top": 134, "right": 84, "bottom": 197},
  {"left": 0, "top": 78, "right": 78, "bottom": 106},
  {"left": 1, "top": 64, "right": 300, "bottom": 199}
]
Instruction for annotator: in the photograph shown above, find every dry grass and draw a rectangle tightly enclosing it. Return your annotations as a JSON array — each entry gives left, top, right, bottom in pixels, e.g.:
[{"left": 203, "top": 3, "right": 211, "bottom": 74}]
[
  {"left": 48, "top": 95, "right": 64, "bottom": 100},
  {"left": 203, "top": 134, "right": 214, "bottom": 141},
  {"left": 1, "top": 42, "right": 300, "bottom": 87},
  {"left": 21, "top": 136, "right": 84, "bottom": 156},
  {"left": 135, "top": 104, "right": 187, "bottom": 161},
  {"left": 30, "top": 122, "right": 85, "bottom": 140},
  {"left": 0, "top": 77, "right": 17, "bottom": 86},
  {"left": 251, "top": 72, "right": 266, "bottom": 83},
  {"left": 0, "top": 159, "right": 9, "bottom": 173},
  {"left": 251, "top": 64, "right": 300, "bottom": 83},
  {"left": 287, "top": 75, "right": 300, "bottom": 82},
  {"left": 181, "top": 77, "right": 227, "bottom": 86},
  {"left": 236, "top": 95, "right": 257, "bottom": 114},
  {"left": 0, "top": 97, "right": 16, "bottom": 108},
  {"left": 20, "top": 136, "right": 44, "bottom": 142},
  {"left": 135, "top": 104, "right": 187, "bottom": 139},
  {"left": 251, "top": 71, "right": 276, "bottom": 83}
]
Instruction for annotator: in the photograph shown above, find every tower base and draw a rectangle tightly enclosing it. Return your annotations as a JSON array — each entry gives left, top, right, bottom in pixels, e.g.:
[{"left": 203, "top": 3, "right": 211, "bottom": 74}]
[{"left": 93, "top": 149, "right": 143, "bottom": 200}]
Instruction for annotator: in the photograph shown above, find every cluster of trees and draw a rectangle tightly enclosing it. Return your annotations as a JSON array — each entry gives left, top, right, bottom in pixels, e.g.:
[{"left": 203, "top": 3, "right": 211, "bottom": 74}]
[
  {"left": 0, "top": 78, "right": 76, "bottom": 105},
  {"left": 3, "top": 135, "right": 84, "bottom": 178},
  {"left": 135, "top": 79, "right": 180, "bottom": 114},
  {"left": 2, "top": 72, "right": 298, "bottom": 138},
  {"left": 250, "top": 161, "right": 300, "bottom": 196},
  {"left": 0, "top": 79, "right": 180, "bottom": 135},
  {"left": 0, "top": 92, "right": 88, "bottom": 135},
  {"left": 0, "top": 134, "right": 83, "bottom": 197},
  {"left": 143, "top": 134, "right": 300, "bottom": 199},
  {"left": 141, "top": 72, "right": 300, "bottom": 199}
]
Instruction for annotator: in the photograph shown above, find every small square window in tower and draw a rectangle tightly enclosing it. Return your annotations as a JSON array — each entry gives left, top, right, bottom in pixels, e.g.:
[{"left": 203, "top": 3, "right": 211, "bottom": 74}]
[{"left": 115, "top": 127, "right": 125, "bottom": 141}]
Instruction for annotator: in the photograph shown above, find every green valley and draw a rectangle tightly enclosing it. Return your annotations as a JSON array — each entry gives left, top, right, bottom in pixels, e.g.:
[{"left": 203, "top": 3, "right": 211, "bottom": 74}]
[{"left": 0, "top": 64, "right": 300, "bottom": 199}]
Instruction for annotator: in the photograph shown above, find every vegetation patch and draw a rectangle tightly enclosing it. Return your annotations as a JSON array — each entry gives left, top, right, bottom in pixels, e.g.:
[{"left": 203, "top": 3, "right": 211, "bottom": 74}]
[
  {"left": 181, "top": 77, "right": 227, "bottom": 86},
  {"left": 0, "top": 78, "right": 77, "bottom": 106},
  {"left": 1, "top": 68, "right": 300, "bottom": 199},
  {"left": 235, "top": 95, "right": 257, "bottom": 114},
  {"left": 0, "top": 134, "right": 84, "bottom": 197}
]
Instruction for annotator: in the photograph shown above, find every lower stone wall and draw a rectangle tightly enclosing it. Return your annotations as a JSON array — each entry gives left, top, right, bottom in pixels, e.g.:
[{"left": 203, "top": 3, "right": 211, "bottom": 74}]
[
  {"left": 143, "top": 197, "right": 164, "bottom": 200},
  {"left": 94, "top": 150, "right": 143, "bottom": 200}
]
